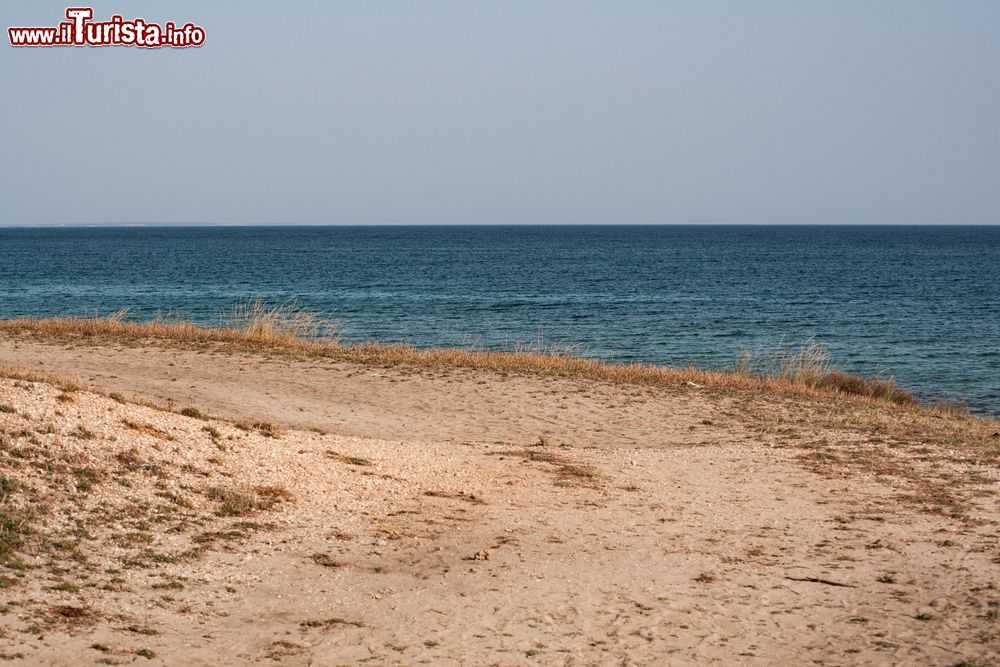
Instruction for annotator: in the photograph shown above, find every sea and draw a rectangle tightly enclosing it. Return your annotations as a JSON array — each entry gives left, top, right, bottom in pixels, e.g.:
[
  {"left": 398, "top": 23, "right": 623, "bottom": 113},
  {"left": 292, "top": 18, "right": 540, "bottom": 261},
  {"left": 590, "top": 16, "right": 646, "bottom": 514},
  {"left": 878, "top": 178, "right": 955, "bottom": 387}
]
[{"left": 0, "top": 225, "right": 997, "bottom": 415}]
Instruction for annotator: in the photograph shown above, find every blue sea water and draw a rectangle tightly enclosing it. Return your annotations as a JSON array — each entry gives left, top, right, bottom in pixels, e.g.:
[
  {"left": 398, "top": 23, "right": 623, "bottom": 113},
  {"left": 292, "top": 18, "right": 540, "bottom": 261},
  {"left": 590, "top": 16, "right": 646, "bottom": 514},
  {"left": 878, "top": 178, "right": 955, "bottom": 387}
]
[{"left": 0, "top": 225, "right": 998, "bottom": 414}]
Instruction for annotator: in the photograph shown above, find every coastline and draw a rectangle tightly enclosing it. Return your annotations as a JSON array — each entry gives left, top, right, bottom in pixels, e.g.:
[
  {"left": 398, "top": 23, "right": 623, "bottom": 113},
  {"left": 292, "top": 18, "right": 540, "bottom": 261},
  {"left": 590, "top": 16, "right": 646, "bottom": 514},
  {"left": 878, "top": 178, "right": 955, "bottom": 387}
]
[{"left": 4, "top": 224, "right": 999, "bottom": 414}]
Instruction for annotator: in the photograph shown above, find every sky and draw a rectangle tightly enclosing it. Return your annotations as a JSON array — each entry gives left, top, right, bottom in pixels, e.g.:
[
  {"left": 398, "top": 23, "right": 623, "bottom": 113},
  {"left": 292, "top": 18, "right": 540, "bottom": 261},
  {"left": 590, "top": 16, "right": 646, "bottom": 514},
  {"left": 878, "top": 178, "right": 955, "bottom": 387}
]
[{"left": 1, "top": 1, "right": 998, "bottom": 226}]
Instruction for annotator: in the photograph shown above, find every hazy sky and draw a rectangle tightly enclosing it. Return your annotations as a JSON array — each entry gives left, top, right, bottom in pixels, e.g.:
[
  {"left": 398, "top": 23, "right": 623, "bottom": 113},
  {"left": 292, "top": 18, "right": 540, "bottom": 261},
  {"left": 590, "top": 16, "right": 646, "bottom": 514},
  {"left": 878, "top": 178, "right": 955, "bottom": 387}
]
[{"left": 2, "top": 1, "right": 998, "bottom": 225}]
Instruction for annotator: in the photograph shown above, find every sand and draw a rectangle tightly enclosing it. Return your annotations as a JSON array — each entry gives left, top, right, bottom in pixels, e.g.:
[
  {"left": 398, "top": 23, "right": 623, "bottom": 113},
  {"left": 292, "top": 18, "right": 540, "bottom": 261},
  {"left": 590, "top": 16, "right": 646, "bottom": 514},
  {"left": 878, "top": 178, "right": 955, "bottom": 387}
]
[{"left": 0, "top": 336, "right": 997, "bottom": 665}]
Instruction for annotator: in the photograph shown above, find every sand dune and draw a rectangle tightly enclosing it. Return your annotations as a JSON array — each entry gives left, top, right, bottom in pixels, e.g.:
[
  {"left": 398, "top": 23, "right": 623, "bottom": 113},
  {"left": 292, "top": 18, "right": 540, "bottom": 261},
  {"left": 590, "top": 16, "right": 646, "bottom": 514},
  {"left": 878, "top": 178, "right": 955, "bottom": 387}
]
[{"left": 0, "top": 337, "right": 997, "bottom": 665}]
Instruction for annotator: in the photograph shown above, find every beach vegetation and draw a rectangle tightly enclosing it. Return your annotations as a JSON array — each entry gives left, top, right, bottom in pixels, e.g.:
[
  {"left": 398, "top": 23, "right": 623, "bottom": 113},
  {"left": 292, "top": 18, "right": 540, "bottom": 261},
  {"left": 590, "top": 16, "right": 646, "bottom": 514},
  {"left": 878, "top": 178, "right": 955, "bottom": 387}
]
[{"left": 0, "top": 309, "right": 962, "bottom": 412}]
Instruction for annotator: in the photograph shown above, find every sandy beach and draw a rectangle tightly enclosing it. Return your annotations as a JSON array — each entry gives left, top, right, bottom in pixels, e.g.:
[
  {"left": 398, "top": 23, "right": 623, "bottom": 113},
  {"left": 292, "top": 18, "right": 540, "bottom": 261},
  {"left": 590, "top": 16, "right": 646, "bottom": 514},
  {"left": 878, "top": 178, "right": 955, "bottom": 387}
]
[{"left": 0, "top": 329, "right": 997, "bottom": 666}]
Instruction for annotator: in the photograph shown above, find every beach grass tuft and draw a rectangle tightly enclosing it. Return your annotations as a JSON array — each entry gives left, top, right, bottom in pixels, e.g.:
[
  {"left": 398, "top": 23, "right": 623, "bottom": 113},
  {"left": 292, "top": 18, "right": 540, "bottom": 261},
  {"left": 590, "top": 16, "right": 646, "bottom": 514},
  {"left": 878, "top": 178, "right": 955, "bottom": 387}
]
[{"left": 734, "top": 341, "right": 916, "bottom": 406}]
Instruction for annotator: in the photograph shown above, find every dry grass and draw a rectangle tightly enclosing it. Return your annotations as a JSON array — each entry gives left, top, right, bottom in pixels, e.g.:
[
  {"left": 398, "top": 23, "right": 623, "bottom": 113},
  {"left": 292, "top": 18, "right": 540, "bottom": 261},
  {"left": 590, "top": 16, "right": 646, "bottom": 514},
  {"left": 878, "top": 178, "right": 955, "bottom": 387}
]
[
  {"left": 735, "top": 342, "right": 915, "bottom": 405},
  {"left": 0, "top": 363, "right": 84, "bottom": 393},
  {"left": 0, "top": 301, "right": 334, "bottom": 350},
  {"left": 0, "top": 312, "right": 933, "bottom": 410},
  {"left": 325, "top": 451, "right": 373, "bottom": 467},
  {"left": 493, "top": 449, "right": 601, "bottom": 487},
  {"left": 204, "top": 485, "right": 294, "bottom": 517},
  {"left": 226, "top": 299, "right": 336, "bottom": 341}
]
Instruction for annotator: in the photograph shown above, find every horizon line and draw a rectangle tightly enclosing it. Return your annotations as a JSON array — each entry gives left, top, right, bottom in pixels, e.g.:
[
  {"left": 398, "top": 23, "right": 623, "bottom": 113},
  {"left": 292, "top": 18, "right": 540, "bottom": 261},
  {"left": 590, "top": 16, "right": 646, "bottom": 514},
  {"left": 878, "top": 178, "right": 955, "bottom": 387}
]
[{"left": 2, "top": 222, "right": 999, "bottom": 229}]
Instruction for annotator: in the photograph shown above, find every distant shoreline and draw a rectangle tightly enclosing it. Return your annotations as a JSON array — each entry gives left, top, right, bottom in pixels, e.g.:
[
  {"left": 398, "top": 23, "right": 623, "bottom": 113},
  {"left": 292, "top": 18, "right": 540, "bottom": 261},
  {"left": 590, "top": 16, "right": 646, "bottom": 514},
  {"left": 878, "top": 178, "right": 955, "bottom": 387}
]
[{"left": 2, "top": 222, "right": 1000, "bottom": 229}]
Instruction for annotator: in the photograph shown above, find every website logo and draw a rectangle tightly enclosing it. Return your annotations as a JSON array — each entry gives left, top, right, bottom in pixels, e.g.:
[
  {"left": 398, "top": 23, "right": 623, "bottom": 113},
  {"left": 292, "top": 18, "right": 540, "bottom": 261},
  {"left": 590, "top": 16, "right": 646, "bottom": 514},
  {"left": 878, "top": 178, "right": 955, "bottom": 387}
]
[{"left": 8, "top": 7, "right": 205, "bottom": 48}]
